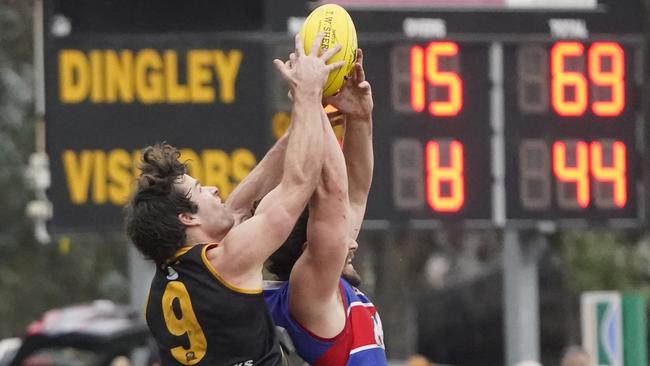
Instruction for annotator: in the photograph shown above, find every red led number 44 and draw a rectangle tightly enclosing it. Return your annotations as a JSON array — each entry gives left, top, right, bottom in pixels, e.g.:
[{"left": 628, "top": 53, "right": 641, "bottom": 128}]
[
  {"left": 553, "top": 140, "right": 627, "bottom": 209},
  {"left": 521, "top": 140, "right": 627, "bottom": 210}
]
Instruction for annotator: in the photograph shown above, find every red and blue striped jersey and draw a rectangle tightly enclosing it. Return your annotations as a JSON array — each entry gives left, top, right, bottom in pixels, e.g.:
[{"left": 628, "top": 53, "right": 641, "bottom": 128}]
[{"left": 264, "top": 278, "right": 387, "bottom": 366}]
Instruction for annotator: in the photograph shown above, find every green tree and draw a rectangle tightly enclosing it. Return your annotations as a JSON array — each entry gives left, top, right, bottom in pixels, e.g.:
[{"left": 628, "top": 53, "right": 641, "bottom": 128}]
[
  {"left": 554, "top": 230, "right": 650, "bottom": 344},
  {"left": 559, "top": 230, "right": 650, "bottom": 293}
]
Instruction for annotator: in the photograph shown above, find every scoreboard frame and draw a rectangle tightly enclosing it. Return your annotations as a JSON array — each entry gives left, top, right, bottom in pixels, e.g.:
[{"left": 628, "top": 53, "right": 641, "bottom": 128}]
[
  {"left": 42, "top": 0, "right": 645, "bottom": 233},
  {"left": 502, "top": 40, "right": 643, "bottom": 226},
  {"left": 332, "top": 0, "right": 645, "bottom": 228}
]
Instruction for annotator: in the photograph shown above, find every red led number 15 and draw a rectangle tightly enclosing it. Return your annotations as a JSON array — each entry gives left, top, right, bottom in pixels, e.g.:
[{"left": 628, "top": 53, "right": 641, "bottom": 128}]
[{"left": 410, "top": 42, "right": 463, "bottom": 117}]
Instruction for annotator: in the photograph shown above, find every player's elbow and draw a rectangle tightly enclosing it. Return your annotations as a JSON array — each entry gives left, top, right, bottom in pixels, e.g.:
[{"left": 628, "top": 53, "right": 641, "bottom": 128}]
[
  {"left": 308, "top": 218, "right": 349, "bottom": 252},
  {"left": 348, "top": 175, "right": 372, "bottom": 205},
  {"left": 286, "top": 160, "right": 322, "bottom": 191},
  {"left": 320, "top": 177, "right": 349, "bottom": 203},
  {"left": 308, "top": 232, "right": 349, "bottom": 266},
  {"left": 320, "top": 164, "right": 349, "bottom": 198},
  {"left": 348, "top": 189, "right": 369, "bottom": 209},
  {"left": 347, "top": 168, "right": 373, "bottom": 197}
]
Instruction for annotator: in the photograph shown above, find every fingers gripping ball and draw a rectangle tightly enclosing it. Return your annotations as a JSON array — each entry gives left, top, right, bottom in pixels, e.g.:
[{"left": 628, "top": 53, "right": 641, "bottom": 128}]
[{"left": 299, "top": 4, "right": 358, "bottom": 97}]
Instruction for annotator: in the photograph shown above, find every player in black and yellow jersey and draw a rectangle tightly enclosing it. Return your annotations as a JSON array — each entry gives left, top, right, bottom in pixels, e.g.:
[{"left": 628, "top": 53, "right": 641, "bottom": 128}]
[{"left": 124, "top": 34, "right": 344, "bottom": 366}]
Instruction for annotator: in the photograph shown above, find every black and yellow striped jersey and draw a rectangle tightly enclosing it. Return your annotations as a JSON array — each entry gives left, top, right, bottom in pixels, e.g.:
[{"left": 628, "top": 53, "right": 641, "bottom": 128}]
[{"left": 145, "top": 243, "right": 283, "bottom": 366}]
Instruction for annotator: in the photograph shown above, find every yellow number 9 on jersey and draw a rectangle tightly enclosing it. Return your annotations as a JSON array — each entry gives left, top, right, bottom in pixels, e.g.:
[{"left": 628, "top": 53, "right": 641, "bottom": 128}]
[{"left": 162, "top": 281, "right": 207, "bottom": 365}]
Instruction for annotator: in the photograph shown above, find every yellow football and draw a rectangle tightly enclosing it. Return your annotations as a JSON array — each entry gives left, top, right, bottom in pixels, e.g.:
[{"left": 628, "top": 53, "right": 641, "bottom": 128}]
[{"left": 299, "top": 4, "right": 358, "bottom": 97}]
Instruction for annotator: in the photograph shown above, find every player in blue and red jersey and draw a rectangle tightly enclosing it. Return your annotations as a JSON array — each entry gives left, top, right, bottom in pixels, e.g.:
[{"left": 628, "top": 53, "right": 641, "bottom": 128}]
[{"left": 264, "top": 49, "right": 387, "bottom": 366}]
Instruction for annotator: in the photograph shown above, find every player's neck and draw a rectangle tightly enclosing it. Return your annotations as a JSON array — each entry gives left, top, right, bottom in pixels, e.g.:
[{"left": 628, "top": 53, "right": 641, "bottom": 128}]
[{"left": 184, "top": 228, "right": 223, "bottom": 246}]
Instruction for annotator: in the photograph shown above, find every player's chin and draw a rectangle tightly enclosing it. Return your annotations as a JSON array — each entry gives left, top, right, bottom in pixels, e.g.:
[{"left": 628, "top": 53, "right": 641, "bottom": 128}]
[{"left": 342, "top": 264, "right": 362, "bottom": 287}]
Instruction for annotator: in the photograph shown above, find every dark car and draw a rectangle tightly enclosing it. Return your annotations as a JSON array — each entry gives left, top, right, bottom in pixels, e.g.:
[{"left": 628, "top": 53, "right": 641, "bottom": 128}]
[
  {"left": 2, "top": 300, "right": 155, "bottom": 366},
  {"left": 1, "top": 300, "right": 307, "bottom": 366}
]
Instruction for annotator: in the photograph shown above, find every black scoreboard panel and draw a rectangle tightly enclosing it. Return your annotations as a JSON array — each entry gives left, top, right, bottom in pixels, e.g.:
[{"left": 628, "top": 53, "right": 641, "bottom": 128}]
[
  {"left": 503, "top": 40, "right": 641, "bottom": 222},
  {"left": 43, "top": 0, "right": 645, "bottom": 231},
  {"left": 45, "top": 35, "right": 269, "bottom": 231},
  {"left": 268, "top": 39, "right": 494, "bottom": 222},
  {"left": 364, "top": 41, "right": 492, "bottom": 221},
  {"left": 361, "top": 37, "right": 643, "bottom": 225}
]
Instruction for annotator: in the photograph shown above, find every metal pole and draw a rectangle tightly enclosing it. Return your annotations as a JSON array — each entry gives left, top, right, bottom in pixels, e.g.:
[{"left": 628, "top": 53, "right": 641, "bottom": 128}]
[
  {"left": 33, "top": 0, "right": 46, "bottom": 154},
  {"left": 34, "top": 0, "right": 45, "bottom": 120},
  {"left": 503, "top": 229, "right": 542, "bottom": 366},
  {"left": 490, "top": 42, "right": 506, "bottom": 227},
  {"left": 27, "top": 0, "right": 52, "bottom": 244}
]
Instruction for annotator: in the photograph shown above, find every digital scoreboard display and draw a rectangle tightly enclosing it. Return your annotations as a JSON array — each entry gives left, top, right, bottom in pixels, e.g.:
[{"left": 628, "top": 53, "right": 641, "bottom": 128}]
[
  {"left": 321, "top": 0, "right": 644, "bottom": 226},
  {"left": 44, "top": 0, "right": 644, "bottom": 231},
  {"left": 364, "top": 42, "right": 493, "bottom": 222},
  {"left": 504, "top": 41, "right": 641, "bottom": 222},
  {"left": 362, "top": 38, "right": 642, "bottom": 225}
]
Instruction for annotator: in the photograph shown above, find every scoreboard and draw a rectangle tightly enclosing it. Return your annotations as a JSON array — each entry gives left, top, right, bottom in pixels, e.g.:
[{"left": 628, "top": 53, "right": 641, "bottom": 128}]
[
  {"left": 43, "top": 0, "right": 644, "bottom": 232},
  {"left": 317, "top": 0, "right": 645, "bottom": 227},
  {"left": 359, "top": 38, "right": 642, "bottom": 225},
  {"left": 504, "top": 41, "right": 641, "bottom": 222},
  {"left": 269, "top": 30, "right": 643, "bottom": 226},
  {"left": 364, "top": 41, "right": 493, "bottom": 222}
]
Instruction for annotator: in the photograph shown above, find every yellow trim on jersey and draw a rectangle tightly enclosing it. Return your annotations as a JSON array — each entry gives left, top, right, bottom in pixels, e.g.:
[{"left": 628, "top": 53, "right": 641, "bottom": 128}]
[
  {"left": 200, "top": 244, "right": 262, "bottom": 294},
  {"left": 172, "top": 245, "right": 193, "bottom": 260}
]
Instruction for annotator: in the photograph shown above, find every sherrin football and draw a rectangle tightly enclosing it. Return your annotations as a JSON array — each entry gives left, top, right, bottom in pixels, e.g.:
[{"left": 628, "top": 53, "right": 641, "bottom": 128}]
[{"left": 299, "top": 4, "right": 358, "bottom": 97}]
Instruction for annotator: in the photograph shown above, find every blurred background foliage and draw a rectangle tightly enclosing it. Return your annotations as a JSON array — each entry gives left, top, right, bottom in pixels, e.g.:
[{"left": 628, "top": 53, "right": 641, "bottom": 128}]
[
  {"left": 0, "top": 0, "right": 129, "bottom": 338},
  {"left": 548, "top": 230, "right": 650, "bottom": 348},
  {"left": 558, "top": 230, "right": 650, "bottom": 295}
]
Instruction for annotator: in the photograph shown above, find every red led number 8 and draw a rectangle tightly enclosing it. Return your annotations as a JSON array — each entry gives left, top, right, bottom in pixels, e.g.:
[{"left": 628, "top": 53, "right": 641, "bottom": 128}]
[
  {"left": 426, "top": 140, "right": 464, "bottom": 212},
  {"left": 551, "top": 42, "right": 625, "bottom": 117}
]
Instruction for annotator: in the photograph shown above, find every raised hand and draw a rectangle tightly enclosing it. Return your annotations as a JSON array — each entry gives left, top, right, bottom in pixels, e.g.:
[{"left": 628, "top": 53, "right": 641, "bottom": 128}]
[
  {"left": 323, "top": 48, "right": 373, "bottom": 119},
  {"left": 273, "top": 33, "right": 345, "bottom": 96}
]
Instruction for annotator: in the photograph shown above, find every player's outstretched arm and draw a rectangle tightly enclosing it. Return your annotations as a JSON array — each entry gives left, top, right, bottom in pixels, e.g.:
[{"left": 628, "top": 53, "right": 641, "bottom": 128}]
[
  {"left": 224, "top": 53, "right": 313, "bottom": 226},
  {"left": 225, "top": 132, "right": 288, "bottom": 225},
  {"left": 288, "top": 106, "right": 350, "bottom": 339},
  {"left": 324, "top": 48, "right": 374, "bottom": 240},
  {"left": 212, "top": 34, "right": 345, "bottom": 289}
]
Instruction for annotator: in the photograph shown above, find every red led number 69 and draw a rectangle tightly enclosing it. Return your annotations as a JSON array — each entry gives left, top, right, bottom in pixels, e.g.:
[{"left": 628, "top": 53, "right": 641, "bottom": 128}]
[{"left": 551, "top": 42, "right": 625, "bottom": 117}]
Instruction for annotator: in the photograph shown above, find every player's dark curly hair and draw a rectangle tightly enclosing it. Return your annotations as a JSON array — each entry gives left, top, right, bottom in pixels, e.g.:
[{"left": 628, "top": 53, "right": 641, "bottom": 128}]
[
  {"left": 124, "top": 143, "right": 198, "bottom": 266},
  {"left": 266, "top": 209, "right": 310, "bottom": 281}
]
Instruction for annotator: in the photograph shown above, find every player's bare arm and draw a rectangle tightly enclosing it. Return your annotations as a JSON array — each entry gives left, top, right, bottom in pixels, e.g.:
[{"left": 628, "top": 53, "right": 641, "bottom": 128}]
[
  {"left": 288, "top": 105, "right": 350, "bottom": 338},
  {"left": 223, "top": 53, "right": 320, "bottom": 226},
  {"left": 225, "top": 132, "right": 288, "bottom": 225},
  {"left": 284, "top": 49, "right": 373, "bottom": 337},
  {"left": 224, "top": 47, "right": 355, "bottom": 227},
  {"left": 209, "top": 34, "right": 345, "bottom": 290},
  {"left": 324, "top": 48, "right": 374, "bottom": 240}
]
